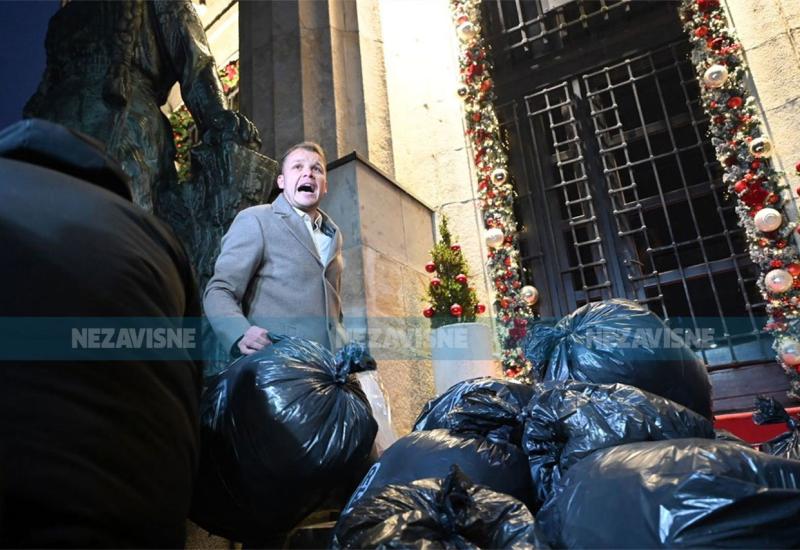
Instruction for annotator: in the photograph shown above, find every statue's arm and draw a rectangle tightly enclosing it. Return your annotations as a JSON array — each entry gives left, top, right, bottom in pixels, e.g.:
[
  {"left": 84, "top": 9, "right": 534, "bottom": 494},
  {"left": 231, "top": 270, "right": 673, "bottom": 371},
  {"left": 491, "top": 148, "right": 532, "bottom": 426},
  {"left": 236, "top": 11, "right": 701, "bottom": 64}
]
[
  {"left": 154, "top": 0, "right": 260, "bottom": 149},
  {"left": 153, "top": 0, "right": 226, "bottom": 132}
]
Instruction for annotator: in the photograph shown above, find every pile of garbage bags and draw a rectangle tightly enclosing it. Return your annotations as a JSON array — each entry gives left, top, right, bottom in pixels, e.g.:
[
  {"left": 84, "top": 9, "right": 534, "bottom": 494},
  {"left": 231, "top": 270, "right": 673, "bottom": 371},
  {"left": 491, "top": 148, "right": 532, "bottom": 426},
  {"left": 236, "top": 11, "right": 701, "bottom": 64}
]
[{"left": 334, "top": 299, "right": 800, "bottom": 548}]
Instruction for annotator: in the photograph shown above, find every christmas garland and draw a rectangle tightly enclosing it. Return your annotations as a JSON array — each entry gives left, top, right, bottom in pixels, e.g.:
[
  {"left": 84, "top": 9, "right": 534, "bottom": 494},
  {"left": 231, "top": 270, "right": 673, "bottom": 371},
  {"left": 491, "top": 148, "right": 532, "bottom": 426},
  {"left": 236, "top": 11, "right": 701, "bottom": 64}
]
[
  {"left": 169, "top": 59, "right": 240, "bottom": 183},
  {"left": 680, "top": 0, "right": 800, "bottom": 400},
  {"left": 450, "top": 0, "right": 536, "bottom": 379}
]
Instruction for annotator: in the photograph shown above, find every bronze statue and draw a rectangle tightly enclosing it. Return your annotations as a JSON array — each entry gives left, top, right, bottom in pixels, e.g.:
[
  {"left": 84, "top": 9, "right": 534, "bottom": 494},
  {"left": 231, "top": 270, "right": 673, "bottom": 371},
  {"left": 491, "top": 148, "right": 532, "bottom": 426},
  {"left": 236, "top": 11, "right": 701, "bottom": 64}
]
[
  {"left": 25, "top": 0, "right": 278, "bottom": 374},
  {"left": 24, "top": 0, "right": 265, "bottom": 212}
]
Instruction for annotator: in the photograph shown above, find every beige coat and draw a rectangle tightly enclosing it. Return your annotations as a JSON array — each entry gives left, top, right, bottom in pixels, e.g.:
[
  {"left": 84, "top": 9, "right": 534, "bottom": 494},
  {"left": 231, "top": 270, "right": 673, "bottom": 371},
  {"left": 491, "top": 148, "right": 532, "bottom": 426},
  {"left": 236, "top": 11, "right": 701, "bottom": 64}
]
[{"left": 203, "top": 193, "right": 346, "bottom": 353}]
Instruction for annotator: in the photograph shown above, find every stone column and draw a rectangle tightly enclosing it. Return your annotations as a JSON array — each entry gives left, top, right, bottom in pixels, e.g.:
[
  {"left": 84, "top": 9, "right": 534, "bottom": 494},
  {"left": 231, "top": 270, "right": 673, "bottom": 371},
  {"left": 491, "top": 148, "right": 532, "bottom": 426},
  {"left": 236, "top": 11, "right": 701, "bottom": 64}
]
[
  {"left": 323, "top": 153, "right": 435, "bottom": 434},
  {"left": 239, "top": 0, "right": 394, "bottom": 173}
]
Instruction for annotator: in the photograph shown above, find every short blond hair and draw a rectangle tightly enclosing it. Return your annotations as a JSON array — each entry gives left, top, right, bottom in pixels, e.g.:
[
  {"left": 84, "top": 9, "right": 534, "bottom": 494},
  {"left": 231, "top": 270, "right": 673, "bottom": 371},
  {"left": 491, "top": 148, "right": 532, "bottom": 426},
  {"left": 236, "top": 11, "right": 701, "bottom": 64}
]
[{"left": 279, "top": 141, "right": 327, "bottom": 173}]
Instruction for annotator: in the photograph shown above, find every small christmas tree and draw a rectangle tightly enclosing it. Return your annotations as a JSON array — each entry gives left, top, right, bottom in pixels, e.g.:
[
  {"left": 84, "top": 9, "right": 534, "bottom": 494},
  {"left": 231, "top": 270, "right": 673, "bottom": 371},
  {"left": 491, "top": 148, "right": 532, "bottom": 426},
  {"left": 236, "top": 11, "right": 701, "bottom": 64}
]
[{"left": 422, "top": 216, "right": 484, "bottom": 329}]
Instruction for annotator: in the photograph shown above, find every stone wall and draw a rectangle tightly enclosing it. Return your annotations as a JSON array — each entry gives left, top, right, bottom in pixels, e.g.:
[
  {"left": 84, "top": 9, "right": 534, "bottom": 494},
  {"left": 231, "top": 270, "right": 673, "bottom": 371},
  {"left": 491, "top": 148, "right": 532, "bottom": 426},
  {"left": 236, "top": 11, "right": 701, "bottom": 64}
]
[
  {"left": 379, "top": 0, "right": 494, "bottom": 320},
  {"left": 726, "top": 0, "right": 800, "bottom": 190},
  {"left": 323, "top": 153, "right": 437, "bottom": 434}
]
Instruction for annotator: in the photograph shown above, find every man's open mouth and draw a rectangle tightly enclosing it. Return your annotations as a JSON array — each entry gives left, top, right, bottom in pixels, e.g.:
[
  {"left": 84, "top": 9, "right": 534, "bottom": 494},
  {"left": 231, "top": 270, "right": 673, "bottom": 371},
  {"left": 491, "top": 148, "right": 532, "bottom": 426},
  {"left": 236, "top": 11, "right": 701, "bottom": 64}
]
[{"left": 298, "top": 184, "right": 315, "bottom": 193}]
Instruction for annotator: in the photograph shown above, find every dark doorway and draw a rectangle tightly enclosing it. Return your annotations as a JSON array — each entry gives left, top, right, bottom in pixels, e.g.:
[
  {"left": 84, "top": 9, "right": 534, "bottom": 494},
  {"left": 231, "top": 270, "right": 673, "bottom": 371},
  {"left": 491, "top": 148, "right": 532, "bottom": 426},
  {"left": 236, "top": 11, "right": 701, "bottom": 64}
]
[{"left": 483, "top": 0, "right": 788, "bottom": 411}]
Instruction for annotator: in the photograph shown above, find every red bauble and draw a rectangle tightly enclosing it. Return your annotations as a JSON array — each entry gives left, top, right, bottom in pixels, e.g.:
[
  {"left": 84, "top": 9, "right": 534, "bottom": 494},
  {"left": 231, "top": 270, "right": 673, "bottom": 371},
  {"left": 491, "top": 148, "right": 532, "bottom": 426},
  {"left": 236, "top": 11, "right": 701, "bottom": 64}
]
[
  {"left": 504, "top": 257, "right": 512, "bottom": 266},
  {"left": 733, "top": 180, "right": 747, "bottom": 193},
  {"left": 752, "top": 160, "right": 761, "bottom": 169},
  {"left": 709, "top": 100, "right": 718, "bottom": 109},
  {"left": 471, "top": 112, "right": 481, "bottom": 122},
  {"left": 500, "top": 297, "right": 511, "bottom": 309},
  {"left": 740, "top": 186, "right": 768, "bottom": 207},
  {"left": 476, "top": 304, "right": 486, "bottom": 314},
  {"left": 423, "top": 307, "right": 435, "bottom": 318},
  {"left": 759, "top": 238, "right": 770, "bottom": 247},
  {"left": 713, "top": 115, "right": 725, "bottom": 125},
  {"left": 768, "top": 193, "right": 779, "bottom": 205},
  {"left": 450, "top": 244, "right": 461, "bottom": 252},
  {"left": 694, "top": 26, "right": 709, "bottom": 37},
  {"left": 455, "top": 273, "right": 468, "bottom": 285},
  {"left": 424, "top": 261, "right": 436, "bottom": 273},
  {"left": 512, "top": 280, "right": 522, "bottom": 289},
  {"left": 450, "top": 303, "right": 463, "bottom": 316},
  {"left": 787, "top": 263, "right": 800, "bottom": 277},
  {"left": 727, "top": 96, "right": 743, "bottom": 109},
  {"left": 795, "top": 161, "right": 800, "bottom": 173},
  {"left": 777, "top": 240, "right": 788, "bottom": 249},
  {"left": 431, "top": 277, "right": 442, "bottom": 287},
  {"left": 771, "top": 259, "right": 784, "bottom": 268}
]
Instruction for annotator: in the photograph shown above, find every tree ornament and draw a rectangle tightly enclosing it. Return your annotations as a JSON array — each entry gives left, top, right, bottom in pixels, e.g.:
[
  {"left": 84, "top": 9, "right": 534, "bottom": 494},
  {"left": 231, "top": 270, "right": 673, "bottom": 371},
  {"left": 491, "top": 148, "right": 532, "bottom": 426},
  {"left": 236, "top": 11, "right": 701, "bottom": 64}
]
[
  {"left": 696, "top": 0, "right": 720, "bottom": 12},
  {"left": 749, "top": 136, "right": 773, "bottom": 158},
  {"left": 754, "top": 207, "right": 783, "bottom": 232},
  {"left": 457, "top": 21, "right": 476, "bottom": 41},
  {"left": 423, "top": 307, "right": 435, "bottom": 318},
  {"left": 779, "top": 339, "right": 800, "bottom": 366},
  {"left": 456, "top": 85, "right": 469, "bottom": 100},
  {"left": 425, "top": 261, "right": 437, "bottom": 273},
  {"left": 765, "top": 269, "right": 793, "bottom": 293},
  {"left": 520, "top": 285, "right": 539, "bottom": 305},
  {"left": 485, "top": 227, "right": 504, "bottom": 248},
  {"left": 450, "top": 303, "right": 463, "bottom": 316},
  {"left": 455, "top": 273, "right": 468, "bottom": 285},
  {"left": 702, "top": 64, "right": 729, "bottom": 88},
  {"left": 500, "top": 297, "right": 511, "bottom": 309},
  {"left": 787, "top": 263, "right": 800, "bottom": 277},
  {"left": 476, "top": 304, "right": 486, "bottom": 314},
  {"left": 450, "top": 244, "right": 461, "bottom": 252},
  {"left": 430, "top": 277, "right": 442, "bottom": 287},
  {"left": 491, "top": 167, "right": 508, "bottom": 184}
]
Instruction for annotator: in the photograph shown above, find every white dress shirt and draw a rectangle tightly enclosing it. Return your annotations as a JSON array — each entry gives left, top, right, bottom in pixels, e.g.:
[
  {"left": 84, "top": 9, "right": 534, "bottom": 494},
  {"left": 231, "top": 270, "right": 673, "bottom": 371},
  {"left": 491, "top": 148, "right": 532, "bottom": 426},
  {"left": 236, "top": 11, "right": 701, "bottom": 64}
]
[{"left": 293, "top": 206, "right": 333, "bottom": 264}]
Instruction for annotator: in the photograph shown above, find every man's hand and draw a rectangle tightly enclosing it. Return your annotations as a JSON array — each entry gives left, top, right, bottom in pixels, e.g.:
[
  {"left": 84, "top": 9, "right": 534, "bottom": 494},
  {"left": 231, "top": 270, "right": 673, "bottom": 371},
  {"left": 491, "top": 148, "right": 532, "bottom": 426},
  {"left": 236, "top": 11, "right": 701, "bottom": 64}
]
[{"left": 238, "top": 325, "right": 270, "bottom": 355}]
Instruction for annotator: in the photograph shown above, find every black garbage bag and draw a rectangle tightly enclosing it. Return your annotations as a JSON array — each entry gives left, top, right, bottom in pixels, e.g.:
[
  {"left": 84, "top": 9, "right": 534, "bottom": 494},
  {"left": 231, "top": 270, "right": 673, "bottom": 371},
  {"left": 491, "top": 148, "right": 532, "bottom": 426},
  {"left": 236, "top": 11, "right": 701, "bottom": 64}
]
[
  {"left": 414, "top": 377, "right": 534, "bottom": 432},
  {"left": 715, "top": 428, "right": 750, "bottom": 445},
  {"left": 523, "top": 299, "right": 713, "bottom": 419},
  {"left": 341, "top": 417, "right": 537, "bottom": 519},
  {"left": 536, "top": 438, "right": 800, "bottom": 548},
  {"left": 523, "top": 381, "right": 715, "bottom": 505},
  {"left": 332, "top": 465, "right": 538, "bottom": 549},
  {"left": 754, "top": 395, "right": 800, "bottom": 460},
  {"left": 190, "top": 338, "right": 378, "bottom": 542}
]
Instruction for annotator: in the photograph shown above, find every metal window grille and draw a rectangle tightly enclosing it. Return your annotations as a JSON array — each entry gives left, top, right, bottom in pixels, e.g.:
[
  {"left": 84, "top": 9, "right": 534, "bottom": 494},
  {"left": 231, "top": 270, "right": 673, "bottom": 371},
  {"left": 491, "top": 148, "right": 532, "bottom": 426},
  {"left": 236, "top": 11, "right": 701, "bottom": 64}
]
[{"left": 486, "top": 1, "right": 773, "bottom": 370}]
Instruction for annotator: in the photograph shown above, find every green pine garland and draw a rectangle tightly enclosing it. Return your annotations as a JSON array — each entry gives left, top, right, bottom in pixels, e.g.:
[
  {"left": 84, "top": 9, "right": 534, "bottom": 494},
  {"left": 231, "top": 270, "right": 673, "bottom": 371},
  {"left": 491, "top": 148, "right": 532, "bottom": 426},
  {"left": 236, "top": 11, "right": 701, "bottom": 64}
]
[
  {"left": 680, "top": 0, "right": 800, "bottom": 400},
  {"left": 450, "top": 0, "right": 534, "bottom": 379}
]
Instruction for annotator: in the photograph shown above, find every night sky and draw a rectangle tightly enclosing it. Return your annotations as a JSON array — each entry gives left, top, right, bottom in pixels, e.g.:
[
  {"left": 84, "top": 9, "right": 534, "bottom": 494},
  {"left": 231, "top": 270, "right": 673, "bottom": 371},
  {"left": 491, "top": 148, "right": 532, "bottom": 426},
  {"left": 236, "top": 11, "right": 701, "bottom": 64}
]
[{"left": 0, "top": 1, "right": 59, "bottom": 129}]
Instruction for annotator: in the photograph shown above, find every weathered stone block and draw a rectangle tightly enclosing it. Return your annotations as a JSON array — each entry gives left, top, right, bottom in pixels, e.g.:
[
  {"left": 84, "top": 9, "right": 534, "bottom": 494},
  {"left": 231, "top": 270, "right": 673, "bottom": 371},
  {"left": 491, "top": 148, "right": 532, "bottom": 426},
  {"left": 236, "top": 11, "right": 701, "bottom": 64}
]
[{"left": 746, "top": 34, "right": 800, "bottom": 111}]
